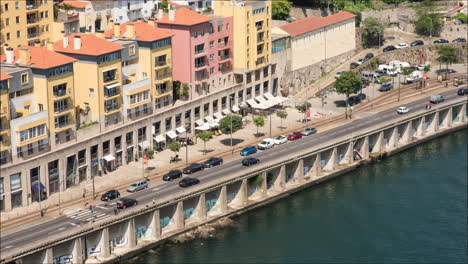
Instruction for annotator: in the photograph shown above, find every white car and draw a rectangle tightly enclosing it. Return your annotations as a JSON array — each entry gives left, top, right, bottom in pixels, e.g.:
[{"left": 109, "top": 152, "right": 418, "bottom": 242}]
[
  {"left": 397, "top": 106, "right": 410, "bottom": 114},
  {"left": 395, "top": 42, "right": 409, "bottom": 49},
  {"left": 273, "top": 135, "right": 287, "bottom": 145},
  {"left": 335, "top": 71, "right": 345, "bottom": 79},
  {"left": 258, "top": 138, "right": 275, "bottom": 150}
]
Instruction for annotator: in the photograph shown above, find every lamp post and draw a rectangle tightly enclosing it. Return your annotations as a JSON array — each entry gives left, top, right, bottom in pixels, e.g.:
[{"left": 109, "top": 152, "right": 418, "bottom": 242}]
[{"left": 185, "top": 126, "right": 189, "bottom": 167}]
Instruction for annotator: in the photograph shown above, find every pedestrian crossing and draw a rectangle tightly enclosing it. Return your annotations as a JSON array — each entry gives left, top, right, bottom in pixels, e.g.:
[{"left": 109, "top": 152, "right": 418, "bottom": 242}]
[{"left": 65, "top": 209, "right": 109, "bottom": 222}]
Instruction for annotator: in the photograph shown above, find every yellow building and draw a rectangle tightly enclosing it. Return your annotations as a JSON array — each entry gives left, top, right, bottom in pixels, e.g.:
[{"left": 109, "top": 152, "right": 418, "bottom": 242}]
[
  {"left": 214, "top": 0, "right": 272, "bottom": 71},
  {"left": 104, "top": 21, "right": 174, "bottom": 113},
  {"left": 0, "top": 72, "right": 12, "bottom": 164},
  {"left": 54, "top": 33, "right": 124, "bottom": 131},
  {"left": 0, "top": 0, "right": 54, "bottom": 53}
]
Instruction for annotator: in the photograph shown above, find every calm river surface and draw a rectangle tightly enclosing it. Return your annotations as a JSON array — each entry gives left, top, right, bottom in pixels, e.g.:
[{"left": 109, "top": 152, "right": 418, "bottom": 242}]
[{"left": 128, "top": 129, "right": 467, "bottom": 264}]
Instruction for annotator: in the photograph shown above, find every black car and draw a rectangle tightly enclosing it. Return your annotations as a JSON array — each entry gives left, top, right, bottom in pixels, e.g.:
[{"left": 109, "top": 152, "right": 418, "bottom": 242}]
[
  {"left": 364, "top": 53, "right": 374, "bottom": 60},
  {"left": 163, "top": 170, "right": 183, "bottom": 181},
  {"left": 436, "top": 69, "right": 456, "bottom": 74},
  {"left": 179, "top": 177, "right": 200, "bottom": 187},
  {"left": 452, "top": 37, "right": 466, "bottom": 43},
  {"left": 383, "top": 45, "right": 397, "bottom": 52},
  {"left": 433, "top": 39, "right": 449, "bottom": 44},
  {"left": 350, "top": 62, "right": 359, "bottom": 69},
  {"left": 379, "top": 82, "right": 393, "bottom": 91},
  {"left": 347, "top": 96, "right": 361, "bottom": 106},
  {"left": 182, "top": 163, "right": 205, "bottom": 174},
  {"left": 116, "top": 198, "right": 137, "bottom": 209},
  {"left": 457, "top": 87, "right": 468, "bottom": 95},
  {"left": 411, "top": 40, "right": 424, "bottom": 47},
  {"left": 356, "top": 93, "right": 366, "bottom": 101},
  {"left": 101, "top": 190, "right": 120, "bottom": 201},
  {"left": 242, "top": 157, "right": 260, "bottom": 166},
  {"left": 203, "top": 157, "right": 223, "bottom": 168}
]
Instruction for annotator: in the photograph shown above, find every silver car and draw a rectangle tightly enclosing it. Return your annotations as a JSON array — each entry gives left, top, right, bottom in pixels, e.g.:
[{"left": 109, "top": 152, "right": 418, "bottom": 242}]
[
  {"left": 127, "top": 180, "right": 148, "bottom": 192},
  {"left": 301, "top": 127, "right": 317, "bottom": 136}
]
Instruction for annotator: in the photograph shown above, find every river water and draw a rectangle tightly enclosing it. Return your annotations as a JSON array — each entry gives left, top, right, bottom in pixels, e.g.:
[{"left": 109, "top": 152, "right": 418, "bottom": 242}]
[{"left": 127, "top": 129, "right": 467, "bottom": 264}]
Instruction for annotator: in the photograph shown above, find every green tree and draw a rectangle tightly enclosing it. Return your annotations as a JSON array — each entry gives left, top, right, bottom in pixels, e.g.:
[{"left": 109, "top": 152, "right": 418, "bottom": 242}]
[
  {"left": 219, "top": 114, "right": 243, "bottom": 135},
  {"left": 400, "top": 67, "right": 414, "bottom": 101},
  {"left": 453, "top": 13, "right": 468, "bottom": 23},
  {"left": 276, "top": 110, "right": 288, "bottom": 128},
  {"left": 361, "top": 17, "right": 384, "bottom": 48},
  {"left": 335, "top": 71, "right": 362, "bottom": 119},
  {"left": 168, "top": 142, "right": 181, "bottom": 159},
  {"left": 197, "top": 131, "right": 213, "bottom": 154},
  {"left": 413, "top": 0, "right": 443, "bottom": 37},
  {"left": 272, "top": 0, "right": 293, "bottom": 20},
  {"left": 253, "top": 116, "right": 265, "bottom": 136},
  {"left": 437, "top": 46, "right": 458, "bottom": 81},
  {"left": 295, "top": 102, "right": 311, "bottom": 114},
  {"left": 343, "top": 9, "right": 362, "bottom": 27},
  {"left": 161, "top": 0, "right": 169, "bottom": 12},
  {"left": 382, "top": 0, "right": 404, "bottom": 5}
]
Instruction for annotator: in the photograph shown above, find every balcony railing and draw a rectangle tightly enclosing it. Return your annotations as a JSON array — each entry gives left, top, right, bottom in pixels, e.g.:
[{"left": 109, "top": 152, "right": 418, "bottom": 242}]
[
  {"left": 104, "top": 74, "right": 118, "bottom": 83},
  {"left": 195, "top": 62, "right": 206, "bottom": 68},
  {"left": 155, "top": 61, "right": 167, "bottom": 67},
  {"left": 54, "top": 89, "right": 69, "bottom": 97},
  {"left": 27, "top": 18, "right": 38, "bottom": 24},
  {"left": 28, "top": 33, "right": 39, "bottom": 39},
  {"left": 26, "top": 4, "right": 38, "bottom": 10},
  {"left": 105, "top": 103, "right": 120, "bottom": 113},
  {"left": 195, "top": 49, "right": 205, "bottom": 55},
  {"left": 219, "top": 54, "right": 230, "bottom": 61},
  {"left": 104, "top": 88, "right": 119, "bottom": 98},
  {"left": 54, "top": 105, "right": 69, "bottom": 114}
]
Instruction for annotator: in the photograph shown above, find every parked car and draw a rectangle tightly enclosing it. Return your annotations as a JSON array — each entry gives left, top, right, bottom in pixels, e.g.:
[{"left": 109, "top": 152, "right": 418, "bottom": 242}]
[
  {"left": 397, "top": 106, "right": 410, "bottom": 114},
  {"left": 406, "top": 71, "right": 423, "bottom": 83},
  {"left": 356, "top": 93, "right": 366, "bottom": 101},
  {"left": 179, "top": 177, "right": 200, "bottom": 188},
  {"left": 457, "top": 87, "right": 468, "bottom": 95},
  {"left": 242, "top": 157, "right": 260, "bottom": 166},
  {"left": 411, "top": 40, "right": 424, "bottom": 47},
  {"left": 347, "top": 96, "right": 361, "bottom": 106},
  {"left": 364, "top": 53, "right": 374, "bottom": 60},
  {"left": 452, "top": 37, "right": 466, "bottom": 43},
  {"left": 273, "top": 135, "right": 287, "bottom": 145},
  {"left": 436, "top": 69, "right": 456, "bottom": 75},
  {"left": 301, "top": 127, "right": 317, "bottom": 136},
  {"left": 203, "top": 157, "right": 223, "bottom": 168},
  {"left": 361, "top": 71, "right": 380, "bottom": 83},
  {"left": 335, "top": 71, "right": 345, "bottom": 79},
  {"left": 383, "top": 45, "right": 397, "bottom": 52},
  {"left": 116, "top": 198, "right": 138, "bottom": 209},
  {"left": 258, "top": 138, "right": 275, "bottom": 150},
  {"left": 430, "top": 94, "right": 445, "bottom": 104},
  {"left": 350, "top": 62, "right": 359, "bottom": 69},
  {"left": 356, "top": 58, "right": 365, "bottom": 65},
  {"left": 127, "top": 180, "right": 148, "bottom": 192},
  {"left": 163, "top": 170, "right": 183, "bottom": 181},
  {"left": 395, "top": 42, "right": 409, "bottom": 49},
  {"left": 379, "top": 82, "right": 393, "bottom": 91},
  {"left": 433, "top": 39, "right": 449, "bottom": 44},
  {"left": 240, "top": 146, "right": 258, "bottom": 156},
  {"left": 101, "top": 190, "right": 120, "bottom": 201},
  {"left": 183, "top": 163, "right": 205, "bottom": 174},
  {"left": 287, "top": 132, "right": 302, "bottom": 141}
]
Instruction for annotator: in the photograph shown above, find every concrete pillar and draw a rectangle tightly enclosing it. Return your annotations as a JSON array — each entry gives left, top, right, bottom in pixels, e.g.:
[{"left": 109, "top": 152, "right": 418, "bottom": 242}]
[
  {"left": 429, "top": 112, "right": 439, "bottom": 133},
  {"left": 387, "top": 128, "right": 397, "bottom": 149},
  {"left": 150, "top": 210, "right": 161, "bottom": 241},
  {"left": 127, "top": 218, "right": 136, "bottom": 248},
  {"left": 72, "top": 237, "right": 83, "bottom": 264},
  {"left": 239, "top": 179, "right": 248, "bottom": 205},
  {"left": 43, "top": 248, "right": 53, "bottom": 264},
  {"left": 344, "top": 142, "right": 353, "bottom": 164},
  {"left": 443, "top": 108, "right": 453, "bottom": 128},
  {"left": 273, "top": 165, "right": 286, "bottom": 192},
  {"left": 460, "top": 104, "right": 467, "bottom": 122},
  {"left": 85, "top": 147, "right": 92, "bottom": 181},
  {"left": 311, "top": 153, "right": 321, "bottom": 178},
  {"left": 372, "top": 131, "right": 384, "bottom": 153},
  {"left": 219, "top": 185, "right": 228, "bottom": 213},
  {"left": 362, "top": 137, "right": 370, "bottom": 159},
  {"left": 197, "top": 193, "right": 206, "bottom": 221},
  {"left": 416, "top": 116, "right": 425, "bottom": 137},
  {"left": 402, "top": 121, "right": 412, "bottom": 144},
  {"left": 294, "top": 159, "right": 304, "bottom": 183},
  {"left": 59, "top": 157, "right": 66, "bottom": 192},
  {"left": 100, "top": 228, "right": 110, "bottom": 258},
  {"left": 324, "top": 147, "right": 337, "bottom": 171},
  {"left": 146, "top": 125, "right": 153, "bottom": 150},
  {"left": 261, "top": 172, "right": 267, "bottom": 198},
  {"left": 175, "top": 201, "right": 185, "bottom": 230}
]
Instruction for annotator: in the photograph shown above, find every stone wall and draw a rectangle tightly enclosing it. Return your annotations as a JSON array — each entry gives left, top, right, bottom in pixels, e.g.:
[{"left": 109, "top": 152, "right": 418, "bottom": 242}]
[
  {"left": 440, "top": 24, "right": 468, "bottom": 39},
  {"left": 277, "top": 49, "right": 356, "bottom": 97}
]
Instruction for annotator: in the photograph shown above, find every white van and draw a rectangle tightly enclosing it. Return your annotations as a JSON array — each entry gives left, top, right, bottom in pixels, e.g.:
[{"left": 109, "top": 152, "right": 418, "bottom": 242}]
[
  {"left": 406, "top": 71, "right": 423, "bottom": 83},
  {"left": 258, "top": 138, "right": 275, "bottom": 150}
]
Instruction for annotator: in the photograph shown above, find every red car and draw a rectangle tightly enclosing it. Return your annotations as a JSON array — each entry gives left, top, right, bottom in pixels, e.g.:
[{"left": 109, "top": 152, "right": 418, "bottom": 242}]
[{"left": 287, "top": 132, "right": 302, "bottom": 141}]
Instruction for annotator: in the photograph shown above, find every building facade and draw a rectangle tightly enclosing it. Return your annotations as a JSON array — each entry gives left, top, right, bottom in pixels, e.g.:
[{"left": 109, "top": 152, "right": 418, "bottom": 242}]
[
  {"left": 0, "top": 0, "right": 54, "bottom": 53},
  {"left": 170, "top": 0, "right": 212, "bottom": 12}
]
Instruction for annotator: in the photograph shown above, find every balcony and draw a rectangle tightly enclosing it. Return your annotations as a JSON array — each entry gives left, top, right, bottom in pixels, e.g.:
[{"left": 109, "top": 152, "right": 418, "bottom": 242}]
[
  {"left": 104, "top": 73, "right": 119, "bottom": 83},
  {"left": 218, "top": 41, "right": 231, "bottom": 49},
  {"left": 105, "top": 102, "right": 120, "bottom": 113},
  {"left": 194, "top": 49, "right": 206, "bottom": 57},
  {"left": 104, "top": 86, "right": 120, "bottom": 98},
  {"left": 195, "top": 62, "right": 207, "bottom": 69},
  {"left": 28, "top": 32, "right": 39, "bottom": 39},
  {"left": 26, "top": 1, "right": 38, "bottom": 11},
  {"left": 53, "top": 89, "right": 70, "bottom": 98},
  {"left": 155, "top": 59, "right": 171, "bottom": 69},
  {"left": 55, "top": 120, "right": 70, "bottom": 129},
  {"left": 27, "top": 18, "right": 38, "bottom": 25},
  {"left": 218, "top": 54, "right": 230, "bottom": 62},
  {"left": 54, "top": 104, "right": 69, "bottom": 114}
]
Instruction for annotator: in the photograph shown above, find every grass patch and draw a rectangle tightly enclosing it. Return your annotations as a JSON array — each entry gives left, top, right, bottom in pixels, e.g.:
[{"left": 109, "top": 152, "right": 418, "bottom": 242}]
[{"left": 77, "top": 121, "right": 98, "bottom": 130}]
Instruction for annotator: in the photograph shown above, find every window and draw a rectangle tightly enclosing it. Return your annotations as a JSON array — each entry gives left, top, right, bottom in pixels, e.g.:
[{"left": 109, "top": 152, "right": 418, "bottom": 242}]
[
  {"left": 54, "top": 99, "right": 68, "bottom": 113},
  {"left": 195, "top": 44, "right": 204, "bottom": 54},
  {"left": 103, "top": 69, "right": 117, "bottom": 82},
  {"left": 193, "top": 31, "right": 198, "bottom": 38},
  {"left": 6, "top": 33, "right": 10, "bottom": 40},
  {"left": 21, "top": 73, "right": 29, "bottom": 84},
  {"left": 19, "top": 124, "right": 46, "bottom": 142},
  {"left": 10, "top": 173, "right": 22, "bottom": 209},
  {"left": 129, "top": 45, "right": 136, "bottom": 56},
  {"left": 210, "top": 67, "right": 214, "bottom": 74},
  {"left": 89, "top": 88, "right": 95, "bottom": 97},
  {"left": 209, "top": 41, "right": 214, "bottom": 48},
  {"left": 0, "top": 177, "right": 4, "bottom": 212},
  {"left": 165, "top": 117, "right": 172, "bottom": 131},
  {"left": 97, "top": 51, "right": 121, "bottom": 64},
  {"left": 151, "top": 38, "right": 171, "bottom": 49},
  {"left": 155, "top": 55, "right": 166, "bottom": 66},
  {"left": 16, "top": 16, "right": 19, "bottom": 24},
  {"left": 45, "top": 11, "right": 48, "bottom": 18},
  {"left": 47, "top": 64, "right": 72, "bottom": 78},
  {"left": 126, "top": 132, "right": 133, "bottom": 145},
  {"left": 53, "top": 83, "right": 67, "bottom": 97},
  {"left": 54, "top": 114, "right": 69, "bottom": 129},
  {"left": 16, "top": 30, "right": 20, "bottom": 38},
  {"left": 4, "top": 3, "right": 8, "bottom": 11},
  {"left": 210, "top": 54, "right": 214, "bottom": 61},
  {"left": 48, "top": 160, "right": 59, "bottom": 194},
  {"left": 5, "top": 18, "right": 9, "bottom": 26},
  {"left": 218, "top": 23, "right": 223, "bottom": 32}
]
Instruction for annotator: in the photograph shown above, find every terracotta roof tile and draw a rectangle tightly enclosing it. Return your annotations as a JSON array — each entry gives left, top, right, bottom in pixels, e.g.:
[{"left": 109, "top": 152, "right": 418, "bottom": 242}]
[
  {"left": 54, "top": 33, "right": 124, "bottom": 56},
  {"left": 61, "top": 0, "right": 90, "bottom": 8},
  {"left": 0, "top": 46, "right": 77, "bottom": 69},
  {"left": 0, "top": 72, "right": 13, "bottom": 81},
  {"left": 157, "top": 7, "right": 211, "bottom": 26},
  {"left": 104, "top": 21, "right": 173, "bottom": 42},
  {"left": 280, "top": 11, "right": 356, "bottom": 37}
]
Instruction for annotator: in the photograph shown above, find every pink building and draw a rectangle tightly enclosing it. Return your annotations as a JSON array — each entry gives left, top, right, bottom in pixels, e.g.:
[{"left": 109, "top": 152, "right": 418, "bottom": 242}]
[{"left": 156, "top": 8, "right": 233, "bottom": 86}]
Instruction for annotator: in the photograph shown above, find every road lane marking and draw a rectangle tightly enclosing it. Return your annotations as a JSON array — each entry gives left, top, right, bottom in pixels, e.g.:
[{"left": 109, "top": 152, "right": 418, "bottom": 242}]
[
  {"left": 69, "top": 223, "right": 79, "bottom": 227},
  {"left": 96, "top": 205, "right": 107, "bottom": 209}
]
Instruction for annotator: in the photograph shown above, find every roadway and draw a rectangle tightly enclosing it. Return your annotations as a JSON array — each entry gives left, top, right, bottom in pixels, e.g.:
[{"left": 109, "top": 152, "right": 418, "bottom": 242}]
[{"left": 1, "top": 90, "right": 466, "bottom": 255}]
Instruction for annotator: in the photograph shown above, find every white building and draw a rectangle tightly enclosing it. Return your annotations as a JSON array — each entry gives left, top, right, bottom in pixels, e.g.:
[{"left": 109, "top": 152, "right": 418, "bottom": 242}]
[{"left": 170, "top": 0, "right": 212, "bottom": 12}]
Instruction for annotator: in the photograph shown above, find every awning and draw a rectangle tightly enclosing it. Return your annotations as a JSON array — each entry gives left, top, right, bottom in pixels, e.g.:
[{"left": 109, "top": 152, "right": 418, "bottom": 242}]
[
  {"left": 214, "top": 112, "right": 223, "bottom": 120},
  {"left": 103, "top": 154, "right": 115, "bottom": 162},
  {"left": 239, "top": 102, "right": 248, "bottom": 108},
  {"left": 31, "top": 181, "right": 45, "bottom": 192},
  {"left": 232, "top": 105, "right": 240, "bottom": 112},
  {"left": 176, "top": 127, "right": 186, "bottom": 134},
  {"left": 222, "top": 109, "right": 231, "bottom": 115},
  {"left": 195, "top": 123, "right": 210, "bottom": 131},
  {"left": 105, "top": 83, "right": 121, "bottom": 89},
  {"left": 195, "top": 119, "right": 204, "bottom": 126},
  {"left": 247, "top": 99, "right": 260, "bottom": 107},
  {"left": 154, "top": 134, "right": 165, "bottom": 143},
  {"left": 166, "top": 130, "right": 177, "bottom": 139},
  {"left": 205, "top": 116, "right": 214, "bottom": 123},
  {"left": 138, "top": 141, "right": 150, "bottom": 149}
]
